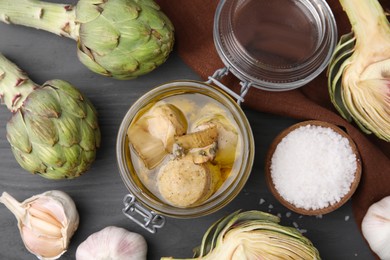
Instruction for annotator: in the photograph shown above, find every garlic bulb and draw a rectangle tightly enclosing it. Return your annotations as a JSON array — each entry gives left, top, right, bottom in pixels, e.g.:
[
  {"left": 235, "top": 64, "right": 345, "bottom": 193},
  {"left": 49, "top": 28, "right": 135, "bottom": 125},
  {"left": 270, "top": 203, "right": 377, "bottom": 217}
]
[
  {"left": 362, "top": 196, "right": 390, "bottom": 260},
  {"left": 0, "top": 190, "right": 79, "bottom": 260},
  {"left": 76, "top": 226, "right": 147, "bottom": 260}
]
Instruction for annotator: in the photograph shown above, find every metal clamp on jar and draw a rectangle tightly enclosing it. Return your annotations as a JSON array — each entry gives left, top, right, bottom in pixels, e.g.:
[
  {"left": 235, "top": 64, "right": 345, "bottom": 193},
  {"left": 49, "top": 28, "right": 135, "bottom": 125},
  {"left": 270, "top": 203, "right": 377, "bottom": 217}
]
[{"left": 116, "top": 0, "right": 337, "bottom": 233}]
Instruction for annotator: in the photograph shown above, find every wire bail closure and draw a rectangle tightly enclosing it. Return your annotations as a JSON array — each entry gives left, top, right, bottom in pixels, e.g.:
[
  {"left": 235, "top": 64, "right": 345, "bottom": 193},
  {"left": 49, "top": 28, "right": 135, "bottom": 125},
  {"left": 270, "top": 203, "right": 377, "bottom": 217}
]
[
  {"left": 122, "top": 194, "right": 165, "bottom": 233},
  {"left": 206, "top": 67, "right": 251, "bottom": 105}
]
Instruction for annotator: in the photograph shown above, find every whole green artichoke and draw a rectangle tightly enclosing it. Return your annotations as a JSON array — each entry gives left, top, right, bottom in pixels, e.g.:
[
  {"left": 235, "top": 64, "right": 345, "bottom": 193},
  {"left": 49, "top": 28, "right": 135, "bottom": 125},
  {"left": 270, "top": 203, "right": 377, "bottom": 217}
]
[
  {"left": 0, "top": 0, "right": 175, "bottom": 80},
  {"left": 0, "top": 54, "right": 100, "bottom": 179}
]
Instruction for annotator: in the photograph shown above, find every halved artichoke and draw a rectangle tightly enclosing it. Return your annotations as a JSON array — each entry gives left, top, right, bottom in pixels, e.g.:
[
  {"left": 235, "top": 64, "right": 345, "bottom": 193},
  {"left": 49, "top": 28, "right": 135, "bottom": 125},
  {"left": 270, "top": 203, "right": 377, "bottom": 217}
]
[
  {"left": 327, "top": 0, "right": 390, "bottom": 141},
  {"left": 161, "top": 210, "right": 320, "bottom": 259}
]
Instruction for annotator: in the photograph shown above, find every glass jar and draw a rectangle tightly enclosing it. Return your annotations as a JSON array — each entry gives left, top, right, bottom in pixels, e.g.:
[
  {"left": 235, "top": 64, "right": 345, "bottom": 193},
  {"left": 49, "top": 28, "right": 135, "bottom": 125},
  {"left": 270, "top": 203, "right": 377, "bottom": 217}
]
[{"left": 117, "top": 81, "right": 254, "bottom": 233}]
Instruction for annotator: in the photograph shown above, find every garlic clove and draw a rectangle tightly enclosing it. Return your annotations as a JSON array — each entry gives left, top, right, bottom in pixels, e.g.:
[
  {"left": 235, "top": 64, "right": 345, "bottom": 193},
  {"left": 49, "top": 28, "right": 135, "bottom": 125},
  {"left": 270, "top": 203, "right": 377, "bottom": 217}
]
[
  {"left": 0, "top": 190, "right": 79, "bottom": 260},
  {"left": 362, "top": 196, "right": 390, "bottom": 260},
  {"left": 76, "top": 226, "right": 147, "bottom": 260}
]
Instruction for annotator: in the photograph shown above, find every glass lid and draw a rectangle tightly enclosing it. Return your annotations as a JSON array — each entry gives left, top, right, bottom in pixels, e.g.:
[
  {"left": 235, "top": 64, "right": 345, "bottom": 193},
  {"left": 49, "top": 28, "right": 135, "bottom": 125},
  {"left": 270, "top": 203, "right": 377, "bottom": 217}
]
[{"left": 213, "top": 0, "right": 337, "bottom": 91}]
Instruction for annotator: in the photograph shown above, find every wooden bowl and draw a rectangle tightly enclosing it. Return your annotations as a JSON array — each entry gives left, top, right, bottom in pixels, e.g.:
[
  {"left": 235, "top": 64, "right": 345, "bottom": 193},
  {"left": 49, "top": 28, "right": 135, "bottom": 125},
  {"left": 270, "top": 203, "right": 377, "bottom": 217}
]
[{"left": 265, "top": 120, "right": 362, "bottom": 215}]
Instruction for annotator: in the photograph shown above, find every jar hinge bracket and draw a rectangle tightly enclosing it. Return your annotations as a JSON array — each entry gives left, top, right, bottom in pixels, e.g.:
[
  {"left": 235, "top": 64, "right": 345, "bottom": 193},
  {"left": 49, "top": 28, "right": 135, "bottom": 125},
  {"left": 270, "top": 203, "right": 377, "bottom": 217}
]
[
  {"left": 122, "top": 194, "right": 165, "bottom": 234},
  {"left": 206, "top": 67, "right": 251, "bottom": 105}
]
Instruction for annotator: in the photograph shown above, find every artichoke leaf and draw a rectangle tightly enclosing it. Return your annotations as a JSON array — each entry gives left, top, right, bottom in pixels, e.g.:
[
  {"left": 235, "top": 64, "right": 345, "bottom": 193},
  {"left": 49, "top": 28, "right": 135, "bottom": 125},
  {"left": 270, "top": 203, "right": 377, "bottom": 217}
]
[
  {"left": 84, "top": 103, "right": 99, "bottom": 130},
  {"left": 79, "top": 120, "right": 96, "bottom": 151},
  {"left": 101, "top": 0, "right": 140, "bottom": 23},
  {"left": 129, "top": 38, "right": 163, "bottom": 64},
  {"left": 76, "top": 0, "right": 103, "bottom": 24},
  {"left": 134, "top": 0, "right": 160, "bottom": 10},
  {"left": 79, "top": 16, "right": 120, "bottom": 56},
  {"left": 63, "top": 145, "right": 82, "bottom": 169},
  {"left": 76, "top": 44, "right": 111, "bottom": 76},
  {"left": 33, "top": 143, "right": 66, "bottom": 168},
  {"left": 94, "top": 48, "right": 139, "bottom": 78},
  {"left": 93, "top": 127, "right": 101, "bottom": 148},
  {"left": 329, "top": 48, "right": 355, "bottom": 121},
  {"left": 11, "top": 147, "right": 46, "bottom": 174},
  {"left": 44, "top": 80, "right": 83, "bottom": 101},
  {"left": 53, "top": 112, "right": 81, "bottom": 147},
  {"left": 24, "top": 111, "right": 58, "bottom": 146},
  {"left": 77, "top": 150, "right": 96, "bottom": 173},
  {"left": 44, "top": 165, "right": 80, "bottom": 179},
  {"left": 117, "top": 21, "right": 152, "bottom": 51},
  {"left": 57, "top": 90, "right": 87, "bottom": 119},
  {"left": 23, "top": 88, "right": 61, "bottom": 118},
  {"left": 6, "top": 111, "right": 31, "bottom": 153},
  {"left": 139, "top": 6, "right": 170, "bottom": 30},
  {"left": 327, "top": 32, "right": 355, "bottom": 73}
]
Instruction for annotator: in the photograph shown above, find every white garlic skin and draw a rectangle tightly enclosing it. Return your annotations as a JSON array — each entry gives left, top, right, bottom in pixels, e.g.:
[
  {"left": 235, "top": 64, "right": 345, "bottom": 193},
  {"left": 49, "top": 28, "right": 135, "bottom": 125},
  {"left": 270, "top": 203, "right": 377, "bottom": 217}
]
[
  {"left": 0, "top": 190, "right": 79, "bottom": 260},
  {"left": 362, "top": 196, "right": 390, "bottom": 260},
  {"left": 76, "top": 226, "right": 147, "bottom": 260}
]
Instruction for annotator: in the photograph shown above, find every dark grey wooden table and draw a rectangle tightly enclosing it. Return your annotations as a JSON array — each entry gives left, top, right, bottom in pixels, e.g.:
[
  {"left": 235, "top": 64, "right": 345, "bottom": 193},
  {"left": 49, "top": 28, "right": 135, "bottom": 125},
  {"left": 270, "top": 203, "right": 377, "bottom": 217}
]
[{"left": 0, "top": 1, "right": 375, "bottom": 259}]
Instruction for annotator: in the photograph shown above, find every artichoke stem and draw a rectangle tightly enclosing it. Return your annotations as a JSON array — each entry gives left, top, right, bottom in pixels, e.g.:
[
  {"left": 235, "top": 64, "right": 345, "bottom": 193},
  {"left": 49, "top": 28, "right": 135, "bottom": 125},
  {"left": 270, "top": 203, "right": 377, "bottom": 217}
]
[
  {"left": 339, "top": 0, "right": 390, "bottom": 41},
  {"left": 0, "top": 0, "right": 78, "bottom": 40},
  {"left": 0, "top": 53, "right": 39, "bottom": 112}
]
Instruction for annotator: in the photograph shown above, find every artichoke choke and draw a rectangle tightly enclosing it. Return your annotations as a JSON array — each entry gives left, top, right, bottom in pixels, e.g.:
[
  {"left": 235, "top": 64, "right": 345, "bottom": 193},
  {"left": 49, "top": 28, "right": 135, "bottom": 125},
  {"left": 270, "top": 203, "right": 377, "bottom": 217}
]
[
  {"left": 161, "top": 210, "right": 320, "bottom": 260},
  {"left": 0, "top": 54, "right": 100, "bottom": 179},
  {"left": 327, "top": 0, "right": 390, "bottom": 141},
  {"left": 0, "top": 0, "right": 175, "bottom": 79}
]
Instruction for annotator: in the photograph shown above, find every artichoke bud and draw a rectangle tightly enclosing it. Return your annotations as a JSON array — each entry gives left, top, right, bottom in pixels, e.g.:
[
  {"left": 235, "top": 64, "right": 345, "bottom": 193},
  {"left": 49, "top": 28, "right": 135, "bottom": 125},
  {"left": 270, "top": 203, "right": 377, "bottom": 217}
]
[
  {"left": 75, "top": 0, "right": 175, "bottom": 79},
  {"left": 0, "top": 54, "right": 100, "bottom": 179}
]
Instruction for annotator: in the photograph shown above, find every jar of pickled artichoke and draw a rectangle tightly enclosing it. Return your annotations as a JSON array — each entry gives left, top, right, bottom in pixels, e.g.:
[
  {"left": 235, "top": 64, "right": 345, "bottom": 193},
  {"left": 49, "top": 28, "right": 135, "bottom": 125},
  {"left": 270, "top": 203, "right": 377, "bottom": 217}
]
[{"left": 117, "top": 81, "right": 254, "bottom": 233}]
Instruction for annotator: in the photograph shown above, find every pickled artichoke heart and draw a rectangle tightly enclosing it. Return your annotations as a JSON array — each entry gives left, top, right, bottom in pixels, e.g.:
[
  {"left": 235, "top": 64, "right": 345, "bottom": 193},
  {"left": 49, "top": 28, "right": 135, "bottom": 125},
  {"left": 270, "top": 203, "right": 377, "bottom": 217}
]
[
  {"left": 128, "top": 103, "right": 187, "bottom": 169},
  {"left": 157, "top": 156, "right": 221, "bottom": 208},
  {"left": 147, "top": 103, "right": 188, "bottom": 152},
  {"left": 161, "top": 210, "right": 321, "bottom": 260},
  {"left": 327, "top": 0, "right": 390, "bottom": 141},
  {"left": 0, "top": 0, "right": 175, "bottom": 79},
  {"left": 174, "top": 124, "right": 218, "bottom": 150},
  {"left": 0, "top": 54, "right": 100, "bottom": 179},
  {"left": 193, "top": 112, "right": 239, "bottom": 167}
]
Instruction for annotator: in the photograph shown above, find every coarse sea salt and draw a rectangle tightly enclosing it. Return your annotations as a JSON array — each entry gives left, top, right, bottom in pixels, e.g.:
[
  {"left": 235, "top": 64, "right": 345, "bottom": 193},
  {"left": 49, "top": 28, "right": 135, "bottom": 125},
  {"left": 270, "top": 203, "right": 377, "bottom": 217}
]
[{"left": 270, "top": 125, "right": 357, "bottom": 211}]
